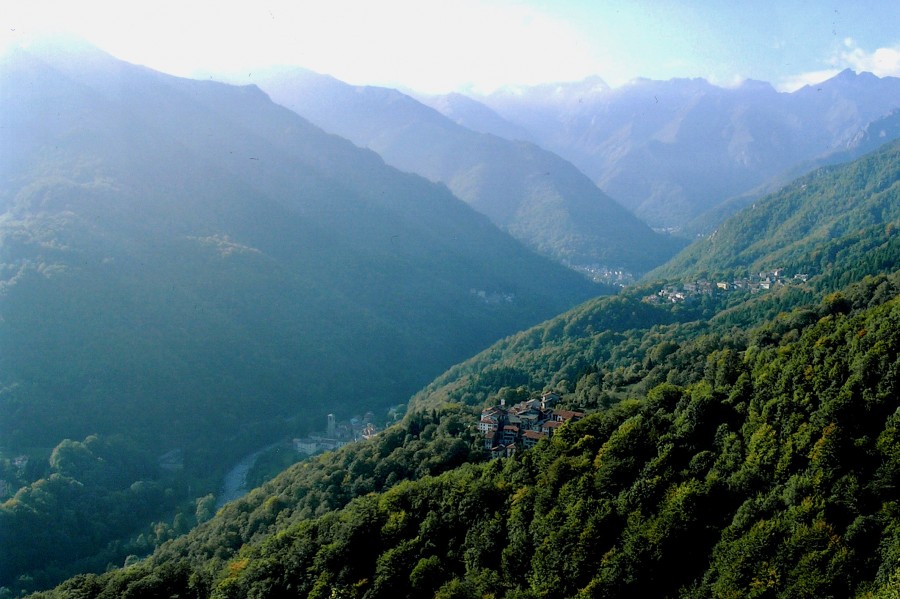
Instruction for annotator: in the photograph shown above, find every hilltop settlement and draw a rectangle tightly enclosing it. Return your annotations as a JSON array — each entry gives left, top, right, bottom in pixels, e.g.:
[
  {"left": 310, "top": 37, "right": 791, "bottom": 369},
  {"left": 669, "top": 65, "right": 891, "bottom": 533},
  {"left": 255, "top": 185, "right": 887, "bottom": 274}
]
[{"left": 479, "top": 391, "right": 584, "bottom": 458}]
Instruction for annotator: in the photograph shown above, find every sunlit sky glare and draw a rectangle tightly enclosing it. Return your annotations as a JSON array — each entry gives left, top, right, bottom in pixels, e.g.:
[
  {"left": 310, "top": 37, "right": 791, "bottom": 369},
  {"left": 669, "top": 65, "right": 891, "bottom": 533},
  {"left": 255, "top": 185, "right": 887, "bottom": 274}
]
[{"left": 3, "top": 0, "right": 899, "bottom": 94}]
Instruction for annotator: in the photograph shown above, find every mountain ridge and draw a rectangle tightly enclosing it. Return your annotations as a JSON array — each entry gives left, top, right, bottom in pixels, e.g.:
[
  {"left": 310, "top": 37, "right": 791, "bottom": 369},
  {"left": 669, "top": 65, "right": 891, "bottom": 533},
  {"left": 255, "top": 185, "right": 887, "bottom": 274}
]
[
  {"left": 470, "top": 70, "right": 900, "bottom": 230},
  {"left": 241, "top": 67, "right": 683, "bottom": 274},
  {"left": 5, "top": 39, "right": 900, "bottom": 599}
]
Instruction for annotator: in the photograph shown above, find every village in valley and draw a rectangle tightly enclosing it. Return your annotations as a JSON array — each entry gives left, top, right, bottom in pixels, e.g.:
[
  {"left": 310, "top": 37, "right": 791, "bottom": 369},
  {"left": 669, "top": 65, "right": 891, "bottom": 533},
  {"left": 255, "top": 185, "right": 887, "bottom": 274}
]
[
  {"left": 293, "top": 411, "right": 381, "bottom": 456},
  {"left": 566, "top": 263, "right": 636, "bottom": 287},
  {"left": 644, "top": 268, "right": 808, "bottom": 304},
  {"left": 479, "top": 391, "right": 584, "bottom": 458}
]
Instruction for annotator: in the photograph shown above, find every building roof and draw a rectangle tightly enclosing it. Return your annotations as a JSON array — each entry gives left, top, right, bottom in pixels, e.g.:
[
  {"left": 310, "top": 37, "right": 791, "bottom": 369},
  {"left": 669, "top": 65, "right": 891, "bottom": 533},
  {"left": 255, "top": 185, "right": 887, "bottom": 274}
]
[
  {"left": 554, "top": 410, "right": 585, "bottom": 421},
  {"left": 514, "top": 398, "right": 542, "bottom": 411}
]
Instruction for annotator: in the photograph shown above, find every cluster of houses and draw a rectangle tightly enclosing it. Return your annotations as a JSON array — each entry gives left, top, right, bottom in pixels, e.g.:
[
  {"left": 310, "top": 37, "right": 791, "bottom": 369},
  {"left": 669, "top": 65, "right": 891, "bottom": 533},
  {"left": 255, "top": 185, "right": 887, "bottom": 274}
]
[
  {"left": 565, "top": 263, "right": 635, "bottom": 287},
  {"left": 293, "top": 412, "right": 379, "bottom": 456},
  {"left": 470, "top": 288, "right": 516, "bottom": 305},
  {"left": 645, "top": 269, "right": 808, "bottom": 304},
  {"left": 479, "top": 391, "right": 584, "bottom": 458}
]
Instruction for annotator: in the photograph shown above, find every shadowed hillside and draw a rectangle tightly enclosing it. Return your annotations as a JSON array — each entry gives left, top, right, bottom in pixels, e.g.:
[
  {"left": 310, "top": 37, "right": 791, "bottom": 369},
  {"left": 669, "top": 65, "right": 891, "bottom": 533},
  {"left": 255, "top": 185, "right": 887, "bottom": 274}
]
[{"left": 0, "top": 40, "right": 603, "bottom": 592}]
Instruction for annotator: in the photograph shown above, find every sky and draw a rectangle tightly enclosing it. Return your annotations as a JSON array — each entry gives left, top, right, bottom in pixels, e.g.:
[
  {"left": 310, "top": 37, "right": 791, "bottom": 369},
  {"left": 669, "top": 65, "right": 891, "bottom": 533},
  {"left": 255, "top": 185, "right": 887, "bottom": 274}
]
[{"left": 3, "top": 0, "right": 899, "bottom": 94}]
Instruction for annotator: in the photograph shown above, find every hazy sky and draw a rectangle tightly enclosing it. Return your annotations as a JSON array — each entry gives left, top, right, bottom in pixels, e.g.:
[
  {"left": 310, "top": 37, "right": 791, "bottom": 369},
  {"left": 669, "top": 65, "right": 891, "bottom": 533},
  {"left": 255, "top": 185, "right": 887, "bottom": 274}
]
[{"left": 3, "top": 0, "right": 899, "bottom": 93}]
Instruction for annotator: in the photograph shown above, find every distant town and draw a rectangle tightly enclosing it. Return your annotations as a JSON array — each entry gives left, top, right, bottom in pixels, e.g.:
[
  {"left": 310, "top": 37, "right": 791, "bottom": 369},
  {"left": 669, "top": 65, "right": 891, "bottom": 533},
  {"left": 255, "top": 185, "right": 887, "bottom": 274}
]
[
  {"left": 470, "top": 288, "right": 516, "bottom": 305},
  {"left": 567, "top": 263, "right": 636, "bottom": 287},
  {"left": 293, "top": 411, "right": 382, "bottom": 456},
  {"left": 644, "top": 268, "right": 808, "bottom": 304}
]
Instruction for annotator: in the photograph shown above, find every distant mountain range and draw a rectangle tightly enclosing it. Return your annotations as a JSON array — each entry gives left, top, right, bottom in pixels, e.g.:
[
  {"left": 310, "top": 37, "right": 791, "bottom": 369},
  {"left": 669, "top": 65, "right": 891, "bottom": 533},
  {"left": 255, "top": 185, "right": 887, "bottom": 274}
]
[
  {"left": 447, "top": 70, "right": 900, "bottom": 230},
  {"left": 242, "top": 68, "right": 683, "bottom": 274},
  {"left": 0, "top": 41, "right": 598, "bottom": 461},
  {"left": 415, "top": 91, "right": 534, "bottom": 143}
]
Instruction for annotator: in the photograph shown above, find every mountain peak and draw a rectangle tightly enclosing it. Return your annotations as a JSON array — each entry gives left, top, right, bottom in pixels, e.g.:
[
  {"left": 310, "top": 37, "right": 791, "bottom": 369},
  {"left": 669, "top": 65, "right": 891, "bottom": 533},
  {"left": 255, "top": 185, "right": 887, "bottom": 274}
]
[
  {"left": 4, "top": 33, "right": 120, "bottom": 69},
  {"left": 736, "top": 78, "right": 776, "bottom": 93},
  {"left": 486, "top": 75, "right": 610, "bottom": 105},
  {"left": 825, "top": 67, "right": 883, "bottom": 87}
]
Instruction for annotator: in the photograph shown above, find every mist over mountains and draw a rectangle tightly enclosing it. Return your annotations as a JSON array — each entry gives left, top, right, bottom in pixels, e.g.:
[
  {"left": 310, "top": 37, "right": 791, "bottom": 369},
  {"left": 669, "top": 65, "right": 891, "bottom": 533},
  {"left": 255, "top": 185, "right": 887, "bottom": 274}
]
[
  {"left": 446, "top": 70, "right": 900, "bottom": 230},
  {"left": 242, "top": 68, "right": 683, "bottom": 274},
  {"left": 0, "top": 41, "right": 598, "bottom": 457},
  {"left": 416, "top": 91, "right": 535, "bottom": 143}
]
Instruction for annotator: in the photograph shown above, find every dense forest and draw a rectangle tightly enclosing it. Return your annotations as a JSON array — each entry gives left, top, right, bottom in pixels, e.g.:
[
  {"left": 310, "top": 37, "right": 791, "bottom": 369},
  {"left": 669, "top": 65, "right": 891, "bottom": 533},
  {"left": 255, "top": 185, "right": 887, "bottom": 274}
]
[
  {"left": 18, "top": 136, "right": 900, "bottom": 597},
  {"left": 23, "top": 252, "right": 900, "bottom": 599}
]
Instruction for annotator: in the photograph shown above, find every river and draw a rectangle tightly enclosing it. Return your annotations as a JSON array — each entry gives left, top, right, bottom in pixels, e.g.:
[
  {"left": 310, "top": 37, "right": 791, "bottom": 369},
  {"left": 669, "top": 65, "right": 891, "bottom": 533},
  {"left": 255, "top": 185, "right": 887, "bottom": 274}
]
[{"left": 216, "top": 442, "right": 284, "bottom": 508}]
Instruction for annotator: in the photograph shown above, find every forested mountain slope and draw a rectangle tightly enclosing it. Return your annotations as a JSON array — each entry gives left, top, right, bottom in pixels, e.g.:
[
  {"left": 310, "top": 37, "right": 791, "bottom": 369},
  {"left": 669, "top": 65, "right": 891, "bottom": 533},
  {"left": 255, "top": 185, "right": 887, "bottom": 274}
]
[
  {"left": 244, "top": 68, "right": 683, "bottom": 274},
  {"left": 414, "top": 139, "right": 899, "bottom": 415},
  {"left": 27, "top": 110, "right": 900, "bottom": 598},
  {"left": 651, "top": 138, "right": 900, "bottom": 282},
  {"left": 682, "top": 108, "right": 900, "bottom": 238},
  {"left": 42, "top": 283, "right": 899, "bottom": 598},
  {"left": 0, "top": 41, "right": 601, "bottom": 593}
]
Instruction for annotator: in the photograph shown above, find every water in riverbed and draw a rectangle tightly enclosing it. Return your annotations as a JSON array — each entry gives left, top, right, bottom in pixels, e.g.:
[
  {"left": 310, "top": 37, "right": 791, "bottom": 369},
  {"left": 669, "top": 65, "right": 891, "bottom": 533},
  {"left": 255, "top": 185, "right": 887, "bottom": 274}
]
[{"left": 216, "top": 443, "right": 282, "bottom": 508}]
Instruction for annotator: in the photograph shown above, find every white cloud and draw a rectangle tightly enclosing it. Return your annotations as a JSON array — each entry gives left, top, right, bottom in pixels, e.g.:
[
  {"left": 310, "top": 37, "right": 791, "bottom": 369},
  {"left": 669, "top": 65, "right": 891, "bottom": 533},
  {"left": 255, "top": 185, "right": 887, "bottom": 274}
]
[
  {"left": 778, "top": 38, "right": 900, "bottom": 92},
  {"left": 707, "top": 74, "right": 754, "bottom": 89},
  {"left": 777, "top": 69, "right": 841, "bottom": 92},
  {"left": 838, "top": 40, "right": 900, "bottom": 78},
  {"left": 273, "top": 0, "right": 604, "bottom": 94}
]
